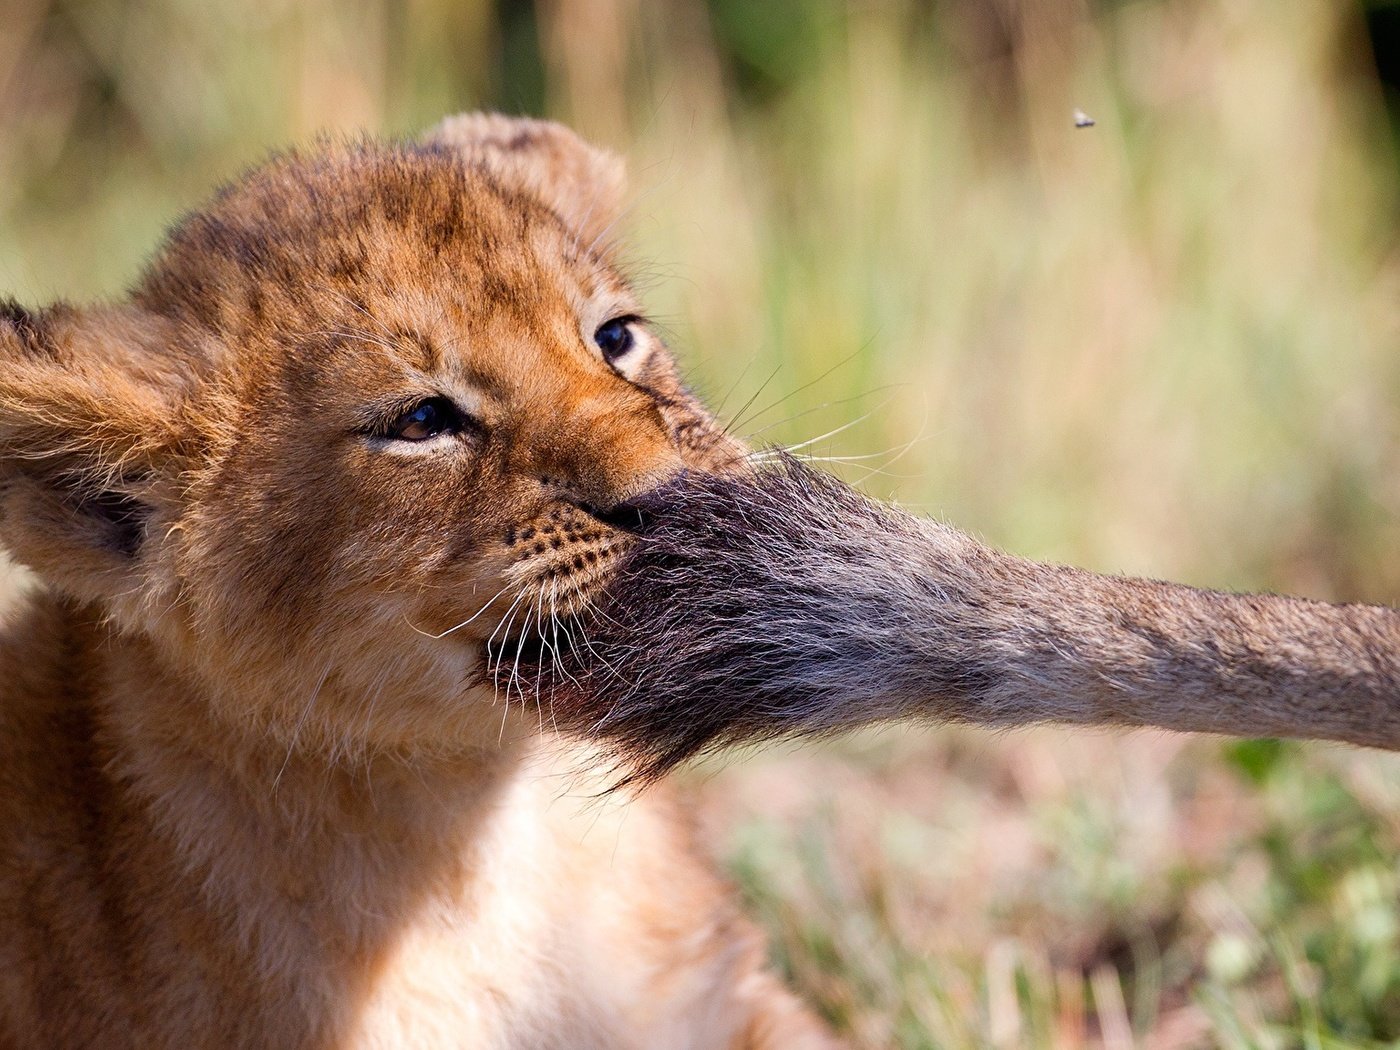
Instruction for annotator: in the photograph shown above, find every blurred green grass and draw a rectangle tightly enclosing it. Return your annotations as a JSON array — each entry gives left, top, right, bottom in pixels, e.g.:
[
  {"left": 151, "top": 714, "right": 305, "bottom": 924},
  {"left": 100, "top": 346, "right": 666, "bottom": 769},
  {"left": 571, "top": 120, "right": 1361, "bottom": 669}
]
[{"left": 3, "top": 1, "right": 1400, "bottom": 1045}]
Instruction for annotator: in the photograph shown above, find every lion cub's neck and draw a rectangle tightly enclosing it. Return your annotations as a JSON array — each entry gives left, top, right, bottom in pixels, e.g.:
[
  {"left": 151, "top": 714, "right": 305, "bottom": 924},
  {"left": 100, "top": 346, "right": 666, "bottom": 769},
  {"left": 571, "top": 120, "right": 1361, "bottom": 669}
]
[{"left": 32, "top": 592, "right": 527, "bottom": 1045}]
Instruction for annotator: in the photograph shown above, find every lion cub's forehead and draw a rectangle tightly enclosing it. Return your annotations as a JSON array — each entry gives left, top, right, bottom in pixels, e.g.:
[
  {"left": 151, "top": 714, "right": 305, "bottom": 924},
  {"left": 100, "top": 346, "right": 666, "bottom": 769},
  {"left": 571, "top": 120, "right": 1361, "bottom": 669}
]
[{"left": 135, "top": 142, "right": 633, "bottom": 367}]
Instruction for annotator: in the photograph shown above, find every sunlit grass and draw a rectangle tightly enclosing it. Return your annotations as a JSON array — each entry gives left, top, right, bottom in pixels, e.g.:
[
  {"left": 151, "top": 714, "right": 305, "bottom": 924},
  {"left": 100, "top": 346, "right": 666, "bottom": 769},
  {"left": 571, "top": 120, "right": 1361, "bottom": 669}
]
[{"left": 2, "top": 1, "right": 1399, "bottom": 1045}]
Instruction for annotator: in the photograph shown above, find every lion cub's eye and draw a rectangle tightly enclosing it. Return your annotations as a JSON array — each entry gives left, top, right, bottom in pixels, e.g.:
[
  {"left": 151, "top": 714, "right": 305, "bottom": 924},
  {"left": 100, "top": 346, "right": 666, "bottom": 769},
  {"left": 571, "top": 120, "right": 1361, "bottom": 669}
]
[
  {"left": 594, "top": 317, "right": 638, "bottom": 364},
  {"left": 388, "top": 397, "right": 462, "bottom": 441}
]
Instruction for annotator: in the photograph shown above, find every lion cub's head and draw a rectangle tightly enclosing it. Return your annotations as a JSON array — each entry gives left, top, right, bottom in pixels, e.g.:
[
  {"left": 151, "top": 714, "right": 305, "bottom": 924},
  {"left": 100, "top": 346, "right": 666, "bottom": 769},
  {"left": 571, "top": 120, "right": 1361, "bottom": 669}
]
[{"left": 0, "top": 114, "right": 740, "bottom": 755}]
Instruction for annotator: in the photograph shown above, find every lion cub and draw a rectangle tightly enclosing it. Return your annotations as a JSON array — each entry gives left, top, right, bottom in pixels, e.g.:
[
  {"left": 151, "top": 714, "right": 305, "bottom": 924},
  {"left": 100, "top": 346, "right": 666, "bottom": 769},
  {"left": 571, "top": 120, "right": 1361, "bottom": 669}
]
[{"left": 0, "top": 114, "right": 836, "bottom": 1049}]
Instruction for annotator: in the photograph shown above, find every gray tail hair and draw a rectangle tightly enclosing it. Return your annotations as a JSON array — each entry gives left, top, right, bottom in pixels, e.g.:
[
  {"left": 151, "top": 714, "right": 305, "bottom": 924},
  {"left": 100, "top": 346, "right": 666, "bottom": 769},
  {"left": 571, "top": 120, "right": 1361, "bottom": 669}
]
[{"left": 516, "top": 457, "right": 1400, "bottom": 782}]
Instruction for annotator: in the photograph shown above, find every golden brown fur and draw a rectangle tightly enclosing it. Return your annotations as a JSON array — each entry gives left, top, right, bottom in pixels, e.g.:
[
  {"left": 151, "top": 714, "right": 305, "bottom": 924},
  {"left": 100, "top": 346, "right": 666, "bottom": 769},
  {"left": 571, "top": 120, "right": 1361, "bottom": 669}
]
[{"left": 0, "top": 115, "right": 838, "bottom": 1049}]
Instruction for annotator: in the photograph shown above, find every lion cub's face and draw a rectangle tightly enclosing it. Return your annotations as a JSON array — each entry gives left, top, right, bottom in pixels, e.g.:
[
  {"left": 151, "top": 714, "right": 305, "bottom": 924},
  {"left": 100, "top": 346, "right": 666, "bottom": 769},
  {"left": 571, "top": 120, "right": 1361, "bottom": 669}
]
[{"left": 0, "top": 115, "right": 740, "bottom": 754}]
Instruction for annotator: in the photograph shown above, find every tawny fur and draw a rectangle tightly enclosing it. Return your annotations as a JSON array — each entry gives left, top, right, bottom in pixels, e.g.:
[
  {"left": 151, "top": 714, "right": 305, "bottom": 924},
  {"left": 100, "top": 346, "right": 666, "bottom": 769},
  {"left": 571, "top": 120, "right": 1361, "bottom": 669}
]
[
  {"left": 0, "top": 116, "right": 839, "bottom": 1049},
  {"left": 521, "top": 459, "right": 1400, "bottom": 779}
]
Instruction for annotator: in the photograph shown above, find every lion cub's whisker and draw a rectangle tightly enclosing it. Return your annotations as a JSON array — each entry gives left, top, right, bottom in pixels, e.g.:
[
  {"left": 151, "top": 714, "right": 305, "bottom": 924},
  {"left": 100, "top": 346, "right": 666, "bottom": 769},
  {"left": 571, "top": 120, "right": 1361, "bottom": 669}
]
[{"left": 408, "top": 580, "right": 519, "bottom": 639}]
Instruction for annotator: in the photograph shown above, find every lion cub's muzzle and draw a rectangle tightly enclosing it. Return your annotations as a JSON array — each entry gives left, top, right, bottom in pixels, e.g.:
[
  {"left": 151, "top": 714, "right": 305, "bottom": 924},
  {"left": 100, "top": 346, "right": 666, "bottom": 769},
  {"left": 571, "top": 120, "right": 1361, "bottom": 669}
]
[
  {"left": 482, "top": 477, "right": 691, "bottom": 687},
  {"left": 504, "top": 508, "right": 627, "bottom": 602}
]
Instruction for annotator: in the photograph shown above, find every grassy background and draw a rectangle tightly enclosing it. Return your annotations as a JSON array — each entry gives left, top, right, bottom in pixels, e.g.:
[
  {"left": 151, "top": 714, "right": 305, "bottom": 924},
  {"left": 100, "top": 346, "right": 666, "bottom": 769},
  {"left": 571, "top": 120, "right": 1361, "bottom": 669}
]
[{"left": 3, "top": 0, "right": 1399, "bottom": 1045}]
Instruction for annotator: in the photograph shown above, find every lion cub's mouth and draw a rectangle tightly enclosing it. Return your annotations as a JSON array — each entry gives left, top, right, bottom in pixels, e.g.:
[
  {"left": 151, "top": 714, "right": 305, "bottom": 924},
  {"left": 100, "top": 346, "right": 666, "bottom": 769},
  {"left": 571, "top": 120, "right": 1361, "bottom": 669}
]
[
  {"left": 483, "top": 628, "right": 550, "bottom": 671},
  {"left": 480, "top": 607, "right": 595, "bottom": 691},
  {"left": 482, "top": 538, "right": 628, "bottom": 683},
  {"left": 482, "top": 496, "right": 658, "bottom": 686}
]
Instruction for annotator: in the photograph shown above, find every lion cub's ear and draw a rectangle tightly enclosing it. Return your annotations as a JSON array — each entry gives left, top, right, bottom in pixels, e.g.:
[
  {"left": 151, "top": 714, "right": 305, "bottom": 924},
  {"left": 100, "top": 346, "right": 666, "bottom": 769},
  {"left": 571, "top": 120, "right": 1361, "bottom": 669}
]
[
  {"left": 0, "top": 301, "right": 199, "bottom": 600},
  {"left": 426, "top": 113, "right": 627, "bottom": 245}
]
